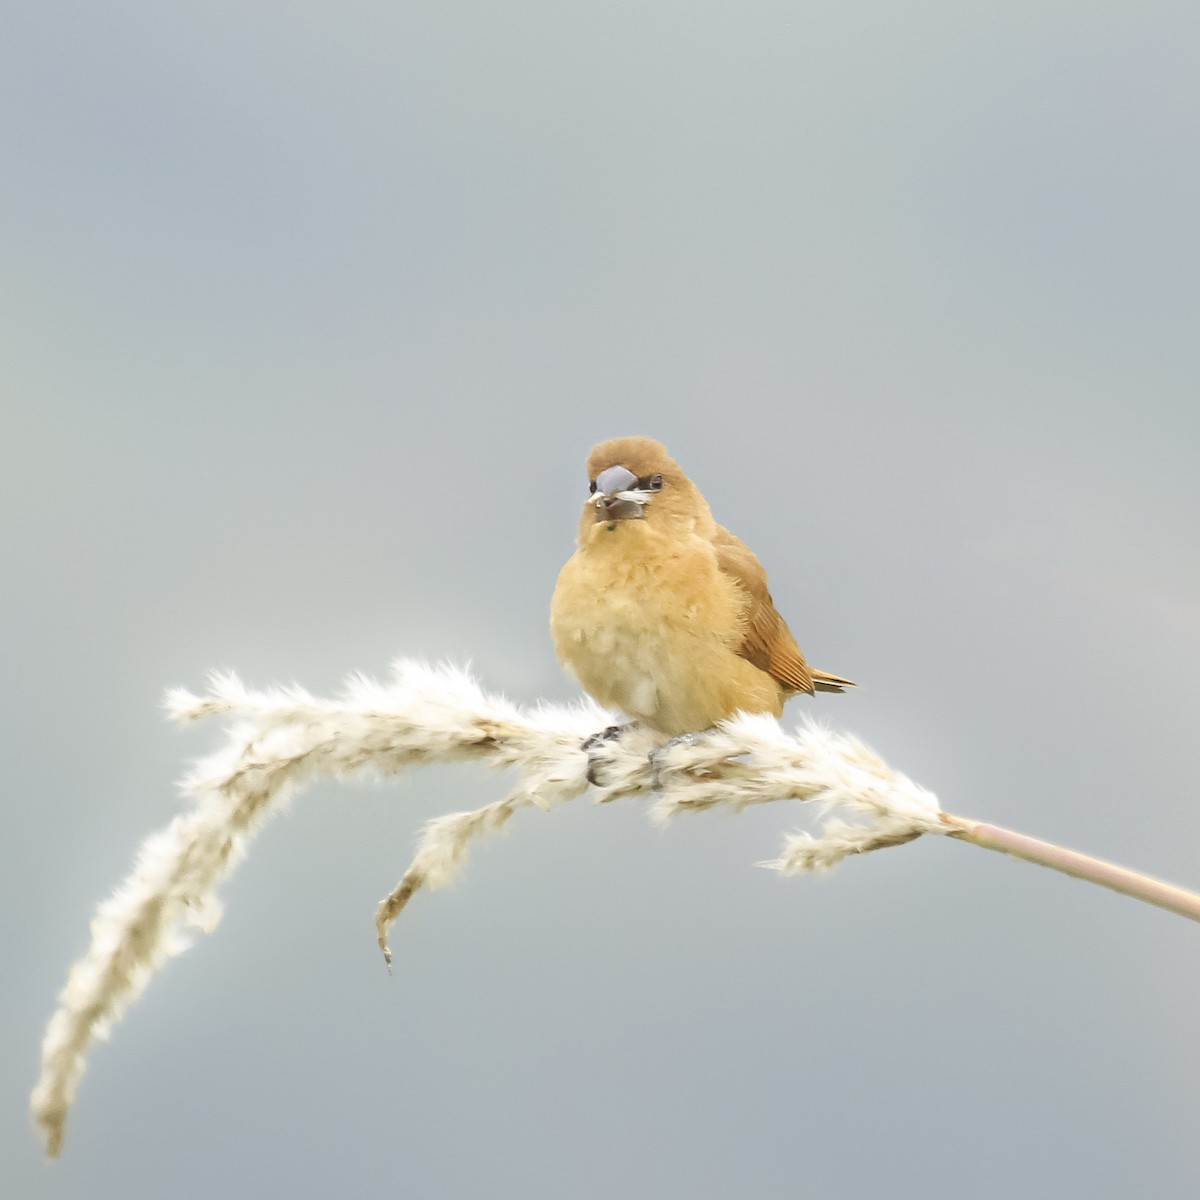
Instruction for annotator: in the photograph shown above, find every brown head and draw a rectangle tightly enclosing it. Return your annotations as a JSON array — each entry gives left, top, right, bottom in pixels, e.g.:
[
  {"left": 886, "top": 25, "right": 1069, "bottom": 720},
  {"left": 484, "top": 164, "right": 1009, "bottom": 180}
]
[{"left": 578, "top": 436, "right": 714, "bottom": 542}]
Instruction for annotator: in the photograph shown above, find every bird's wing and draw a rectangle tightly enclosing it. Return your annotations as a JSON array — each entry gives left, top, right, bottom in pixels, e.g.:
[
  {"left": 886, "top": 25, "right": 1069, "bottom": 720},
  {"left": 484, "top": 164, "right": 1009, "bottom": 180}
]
[{"left": 711, "top": 524, "right": 815, "bottom": 694}]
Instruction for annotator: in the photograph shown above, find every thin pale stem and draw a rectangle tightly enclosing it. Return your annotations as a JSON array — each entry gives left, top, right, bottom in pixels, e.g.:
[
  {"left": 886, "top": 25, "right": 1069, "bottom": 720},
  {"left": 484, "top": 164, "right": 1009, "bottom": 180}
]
[{"left": 939, "top": 812, "right": 1200, "bottom": 923}]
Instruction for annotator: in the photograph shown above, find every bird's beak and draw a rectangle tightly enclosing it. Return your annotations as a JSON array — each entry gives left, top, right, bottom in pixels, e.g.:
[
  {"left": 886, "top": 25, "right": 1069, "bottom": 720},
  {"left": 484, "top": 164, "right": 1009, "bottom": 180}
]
[{"left": 592, "top": 465, "right": 647, "bottom": 522}]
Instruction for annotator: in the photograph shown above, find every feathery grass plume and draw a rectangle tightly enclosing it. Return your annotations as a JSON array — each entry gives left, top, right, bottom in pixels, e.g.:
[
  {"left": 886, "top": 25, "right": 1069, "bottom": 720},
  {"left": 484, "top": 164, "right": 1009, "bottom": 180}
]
[
  {"left": 374, "top": 733, "right": 599, "bottom": 964},
  {"left": 33, "top": 659, "right": 1200, "bottom": 1157},
  {"left": 32, "top": 662, "right": 598, "bottom": 1157}
]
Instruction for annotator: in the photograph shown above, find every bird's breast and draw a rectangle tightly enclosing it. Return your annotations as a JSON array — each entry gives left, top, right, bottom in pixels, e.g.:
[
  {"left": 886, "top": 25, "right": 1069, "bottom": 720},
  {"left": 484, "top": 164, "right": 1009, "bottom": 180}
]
[{"left": 550, "top": 527, "right": 779, "bottom": 734}]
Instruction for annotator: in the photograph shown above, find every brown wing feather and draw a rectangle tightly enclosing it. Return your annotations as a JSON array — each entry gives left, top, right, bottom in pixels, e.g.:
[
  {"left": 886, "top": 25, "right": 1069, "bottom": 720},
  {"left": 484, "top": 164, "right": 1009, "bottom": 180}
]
[{"left": 711, "top": 525, "right": 816, "bottom": 695}]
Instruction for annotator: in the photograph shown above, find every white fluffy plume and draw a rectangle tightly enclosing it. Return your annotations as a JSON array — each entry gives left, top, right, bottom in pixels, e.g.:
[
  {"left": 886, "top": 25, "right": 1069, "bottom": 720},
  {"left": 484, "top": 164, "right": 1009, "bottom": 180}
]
[{"left": 32, "top": 660, "right": 945, "bottom": 1156}]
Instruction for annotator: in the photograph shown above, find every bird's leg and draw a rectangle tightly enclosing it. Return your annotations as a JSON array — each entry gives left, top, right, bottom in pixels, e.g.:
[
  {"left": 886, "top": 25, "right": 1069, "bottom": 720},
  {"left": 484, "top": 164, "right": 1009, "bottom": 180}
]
[
  {"left": 582, "top": 722, "right": 638, "bottom": 787},
  {"left": 581, "top": 723, "right": 634, "bottom": 751},
  {"left": 648, "top": 730, "right": 707, "bottom": 791}
]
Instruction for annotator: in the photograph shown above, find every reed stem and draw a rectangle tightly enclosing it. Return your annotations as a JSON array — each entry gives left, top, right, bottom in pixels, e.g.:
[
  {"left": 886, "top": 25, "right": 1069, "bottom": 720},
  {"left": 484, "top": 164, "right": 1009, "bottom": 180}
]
[{"left": 939, "top": 812, "right": 1200, "bottom": 923}]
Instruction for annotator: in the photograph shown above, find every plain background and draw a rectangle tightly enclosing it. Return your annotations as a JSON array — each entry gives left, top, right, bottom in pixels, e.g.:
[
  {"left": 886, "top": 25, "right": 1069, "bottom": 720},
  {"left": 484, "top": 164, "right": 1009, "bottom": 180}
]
[{"left": 4, "top": 3, "right": 1199, "bottom": 1197}]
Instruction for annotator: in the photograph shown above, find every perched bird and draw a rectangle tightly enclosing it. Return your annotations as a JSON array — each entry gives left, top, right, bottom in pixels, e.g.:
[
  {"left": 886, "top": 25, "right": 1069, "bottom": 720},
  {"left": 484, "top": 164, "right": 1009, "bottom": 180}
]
[{"left": 551, "top": 436, "right": 854, "bottom": 740}]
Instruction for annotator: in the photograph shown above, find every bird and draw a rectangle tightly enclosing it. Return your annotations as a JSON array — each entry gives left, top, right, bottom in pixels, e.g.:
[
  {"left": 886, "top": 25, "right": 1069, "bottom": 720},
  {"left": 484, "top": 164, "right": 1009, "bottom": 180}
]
[{"left": 550, "top": 435, "right": 854, "bottom": 742}]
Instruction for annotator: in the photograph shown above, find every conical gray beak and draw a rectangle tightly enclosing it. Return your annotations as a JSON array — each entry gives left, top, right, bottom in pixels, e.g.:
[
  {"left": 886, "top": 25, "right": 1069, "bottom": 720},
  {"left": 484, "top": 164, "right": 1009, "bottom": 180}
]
[
  {"left": 595, "top": 465, "right": 638, "bottom": 495},
  {"left": 592, "top": 464, "right": 646, "bottom": 522}
]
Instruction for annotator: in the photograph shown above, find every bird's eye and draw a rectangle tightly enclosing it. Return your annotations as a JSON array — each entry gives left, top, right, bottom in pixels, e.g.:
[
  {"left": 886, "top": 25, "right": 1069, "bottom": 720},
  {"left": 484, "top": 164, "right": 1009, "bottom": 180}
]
[
  {"left": 647, "top": 474, "right": 664, "bottom": 491},
  {"left": 588, "top": 480, "right": 597, "bottom": 494}
]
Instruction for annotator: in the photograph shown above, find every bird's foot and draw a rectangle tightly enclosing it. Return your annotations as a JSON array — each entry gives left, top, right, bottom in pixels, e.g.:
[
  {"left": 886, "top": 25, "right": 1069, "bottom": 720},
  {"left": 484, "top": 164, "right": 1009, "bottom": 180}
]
[
  {"left": 648, "top": 731, "right": 706, "bottom": 791},
  {"left": 582, "top": 722, "right": 638, "bottom": 787}
]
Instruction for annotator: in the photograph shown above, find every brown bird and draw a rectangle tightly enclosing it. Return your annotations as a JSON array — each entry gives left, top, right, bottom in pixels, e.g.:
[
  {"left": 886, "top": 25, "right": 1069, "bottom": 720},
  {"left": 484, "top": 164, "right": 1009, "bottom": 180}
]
[{"left": 551, "top": 435, "right": 854, "bottom": 740}]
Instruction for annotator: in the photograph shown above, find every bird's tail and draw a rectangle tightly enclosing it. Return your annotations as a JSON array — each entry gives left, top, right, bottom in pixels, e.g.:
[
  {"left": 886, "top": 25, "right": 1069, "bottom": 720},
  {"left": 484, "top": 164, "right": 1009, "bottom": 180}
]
[{"left": 811, "top": 668, "right": 856, "bottom": 693}]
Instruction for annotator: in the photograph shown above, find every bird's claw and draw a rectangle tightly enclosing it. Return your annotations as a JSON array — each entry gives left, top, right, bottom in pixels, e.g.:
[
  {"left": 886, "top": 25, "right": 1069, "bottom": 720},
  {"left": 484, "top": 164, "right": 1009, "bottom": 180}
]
[
  {"left": 582, "top": 723, "right": 636, "bottom": 786},
  {"left": 648, "top": 731, "right": 703, "bottom": 791}
]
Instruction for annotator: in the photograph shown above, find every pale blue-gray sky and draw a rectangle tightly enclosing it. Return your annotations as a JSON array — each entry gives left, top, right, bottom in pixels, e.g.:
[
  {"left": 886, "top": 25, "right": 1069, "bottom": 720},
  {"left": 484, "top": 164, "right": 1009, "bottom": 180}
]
[{"left": 5, "top": 3, "right": 1199, "bottom": 1197}]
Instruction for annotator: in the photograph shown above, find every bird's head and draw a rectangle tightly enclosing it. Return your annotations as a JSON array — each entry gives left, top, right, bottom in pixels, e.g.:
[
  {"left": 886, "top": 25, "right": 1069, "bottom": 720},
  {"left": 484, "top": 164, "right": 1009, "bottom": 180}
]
[{"left": 579, "top": 436, "right": 713, "bottom": 540}]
